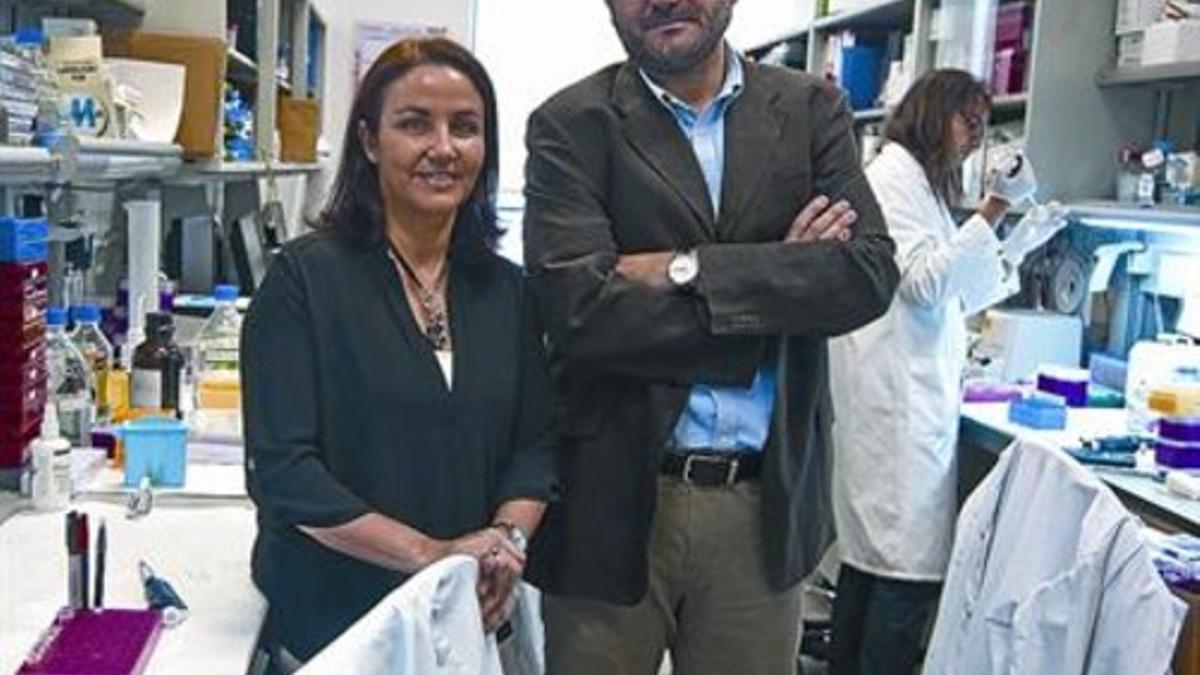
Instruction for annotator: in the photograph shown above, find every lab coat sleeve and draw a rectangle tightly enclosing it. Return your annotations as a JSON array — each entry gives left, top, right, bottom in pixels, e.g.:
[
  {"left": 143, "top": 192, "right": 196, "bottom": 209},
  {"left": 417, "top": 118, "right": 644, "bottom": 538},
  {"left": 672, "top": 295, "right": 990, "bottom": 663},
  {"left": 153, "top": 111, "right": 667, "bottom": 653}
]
[
  {"left": 1084, "top": 524, "right": 1187, "bottom": 675},
  {"left": 957, "top": 217, "right": 1020, "bottom": 316},
  {"left": 241, "top": 250, "right": 371, "bottom": 528},
  {"left": 871, "top": 165, "right": 1016, "bottom": 313},
  {"left": 495, "top": 284, "right": 559, "bottom": 505}
]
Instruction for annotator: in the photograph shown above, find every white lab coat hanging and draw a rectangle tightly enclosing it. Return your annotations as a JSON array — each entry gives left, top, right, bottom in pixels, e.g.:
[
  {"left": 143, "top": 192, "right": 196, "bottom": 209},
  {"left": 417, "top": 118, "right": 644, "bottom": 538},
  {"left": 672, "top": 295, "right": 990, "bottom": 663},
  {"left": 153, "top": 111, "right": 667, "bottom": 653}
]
[
  {"left": 297, "top": 555, "right": 544, "bottom": 675},
  {"left": 829, "top": 142, "right": 1019, "bottom": 581}
]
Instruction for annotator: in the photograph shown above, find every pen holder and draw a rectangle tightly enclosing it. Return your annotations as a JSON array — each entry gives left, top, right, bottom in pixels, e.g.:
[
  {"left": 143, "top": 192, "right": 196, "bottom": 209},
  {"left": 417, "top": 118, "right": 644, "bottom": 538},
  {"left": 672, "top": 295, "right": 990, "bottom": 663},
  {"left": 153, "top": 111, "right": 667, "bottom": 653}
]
[{"left": 120, "top": 417, "right": 187, "bottom": 488}]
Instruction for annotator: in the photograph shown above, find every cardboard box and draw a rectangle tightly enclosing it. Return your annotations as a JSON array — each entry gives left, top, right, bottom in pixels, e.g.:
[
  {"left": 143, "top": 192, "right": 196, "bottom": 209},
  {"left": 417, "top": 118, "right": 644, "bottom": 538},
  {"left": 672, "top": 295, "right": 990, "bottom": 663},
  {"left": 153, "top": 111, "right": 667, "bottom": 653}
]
[
  {"left": 1116, "top": 0, "right": 1166, "bottom": 35},
  {"left": 277, "top": 96, "right": 319, "bottom": 164},
  {"left": 1141, "top": 19, "right": 1200, "bottom": 66},
  {"left": 103, "top": 31, "right": 225, "bottom": 159}
]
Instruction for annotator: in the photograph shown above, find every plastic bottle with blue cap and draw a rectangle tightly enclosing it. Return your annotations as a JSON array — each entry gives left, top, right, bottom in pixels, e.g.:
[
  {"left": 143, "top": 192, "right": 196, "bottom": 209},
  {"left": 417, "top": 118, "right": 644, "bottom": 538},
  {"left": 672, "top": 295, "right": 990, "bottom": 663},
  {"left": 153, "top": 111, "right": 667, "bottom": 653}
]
[
  {"left": 193, "top": 285, "right": 242, "bottom": 411},
  {"left": 46, "top": 306, "right": 94, "bottom": 446},
  {"left": 70, "top": 304, "right": 113, "bottom": 424}
]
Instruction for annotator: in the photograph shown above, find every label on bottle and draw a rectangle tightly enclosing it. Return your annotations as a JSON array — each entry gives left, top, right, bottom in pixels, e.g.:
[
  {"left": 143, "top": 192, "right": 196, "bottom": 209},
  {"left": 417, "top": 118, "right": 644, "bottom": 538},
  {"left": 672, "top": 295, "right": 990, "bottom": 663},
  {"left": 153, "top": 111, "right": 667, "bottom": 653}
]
[
  {"left": 51, "top": 450, "right": 72, "bottom": 505},
  {"left": 132, "top": 368, "right": 162, "bottom": 409}
]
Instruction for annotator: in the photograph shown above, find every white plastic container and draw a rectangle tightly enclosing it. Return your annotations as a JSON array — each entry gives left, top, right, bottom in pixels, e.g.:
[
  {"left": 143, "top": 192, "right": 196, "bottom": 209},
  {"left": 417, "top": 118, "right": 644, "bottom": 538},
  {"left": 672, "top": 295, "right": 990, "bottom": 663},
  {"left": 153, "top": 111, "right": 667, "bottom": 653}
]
[
  {"left": 30, "top": 405, "right": 71, "bottom": 510},
  {"left": 1126, "top": 338, "right": 1200, "bottom": 433}
]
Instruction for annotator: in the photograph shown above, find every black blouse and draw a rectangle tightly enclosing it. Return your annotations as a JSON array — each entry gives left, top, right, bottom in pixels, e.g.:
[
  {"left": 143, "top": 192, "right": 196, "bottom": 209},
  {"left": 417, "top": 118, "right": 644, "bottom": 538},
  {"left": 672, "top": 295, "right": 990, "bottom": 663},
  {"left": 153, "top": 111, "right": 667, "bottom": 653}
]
[{"left": 241, "top": 230, "right": 557, "bottom": 658}]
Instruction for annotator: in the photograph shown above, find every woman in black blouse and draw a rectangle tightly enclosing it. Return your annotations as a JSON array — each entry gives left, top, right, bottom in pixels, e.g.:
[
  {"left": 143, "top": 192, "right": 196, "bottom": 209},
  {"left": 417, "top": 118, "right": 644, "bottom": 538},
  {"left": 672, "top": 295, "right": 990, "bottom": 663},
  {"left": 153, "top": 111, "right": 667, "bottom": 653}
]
[{"left": 241, "top": 38, "right": 556, "bottom": 661}]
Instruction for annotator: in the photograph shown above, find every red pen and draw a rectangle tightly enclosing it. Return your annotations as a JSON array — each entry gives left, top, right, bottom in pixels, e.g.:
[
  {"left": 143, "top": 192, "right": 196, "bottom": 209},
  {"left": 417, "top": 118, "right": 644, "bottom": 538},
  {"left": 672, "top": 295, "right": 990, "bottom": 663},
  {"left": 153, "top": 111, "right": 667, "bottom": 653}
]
[{"left": 66, "top": 512, "right": 83, "bottom": 610}]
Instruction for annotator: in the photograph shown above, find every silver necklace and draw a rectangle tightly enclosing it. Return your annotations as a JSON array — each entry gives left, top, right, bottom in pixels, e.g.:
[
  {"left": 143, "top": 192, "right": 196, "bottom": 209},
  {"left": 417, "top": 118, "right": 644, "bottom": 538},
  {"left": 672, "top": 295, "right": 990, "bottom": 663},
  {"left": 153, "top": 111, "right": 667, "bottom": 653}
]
[{"left": 388, "top": 247, "right": 450, "bottom": 351}]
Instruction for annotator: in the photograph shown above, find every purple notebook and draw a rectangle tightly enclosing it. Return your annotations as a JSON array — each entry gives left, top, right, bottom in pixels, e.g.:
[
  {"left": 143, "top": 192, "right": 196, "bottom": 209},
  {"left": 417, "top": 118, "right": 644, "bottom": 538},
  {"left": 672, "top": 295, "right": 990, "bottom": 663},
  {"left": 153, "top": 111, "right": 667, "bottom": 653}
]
[{"left": 17, "top": 608, "right": 163, "bottom": 675}]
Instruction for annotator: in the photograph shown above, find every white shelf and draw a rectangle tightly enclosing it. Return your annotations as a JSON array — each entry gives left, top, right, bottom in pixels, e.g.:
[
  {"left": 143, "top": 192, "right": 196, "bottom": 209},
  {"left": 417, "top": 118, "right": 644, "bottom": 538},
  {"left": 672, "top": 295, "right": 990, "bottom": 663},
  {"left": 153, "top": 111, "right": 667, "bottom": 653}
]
[
  {"left": 0, "top": 146, "right": 55, "bottom": 186},
  {"left": 1096, "top": 61, "right": 1200, "bottom": 88},
  {"left": 992, "top": 93, "right": 1029, "bottom": 111},
  {"left": 0, "top": 140, "right": 184, "bottom": 186},
  {"left": 167, "top": 160, "right": 325, "bottom": 185},
  {"left": 813, "top": 0, "right": 912, "bottom": 31},
  {"left": 853, "top": 106, "right": 888, "bottom": 122},
  {"left": 1069, "top": 200, "right": 1200, "bottom": 234},
  {"left": 59, "top": 138, "right": 183, "bottom": 184}
]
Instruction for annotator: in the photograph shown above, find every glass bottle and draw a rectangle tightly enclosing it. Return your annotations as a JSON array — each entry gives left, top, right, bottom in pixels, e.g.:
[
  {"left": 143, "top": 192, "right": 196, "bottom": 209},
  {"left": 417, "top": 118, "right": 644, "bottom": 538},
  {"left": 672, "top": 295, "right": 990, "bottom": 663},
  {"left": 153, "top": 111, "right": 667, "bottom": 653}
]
[{"left": 131, "top": 312, "right": 184, "bottom": 415}]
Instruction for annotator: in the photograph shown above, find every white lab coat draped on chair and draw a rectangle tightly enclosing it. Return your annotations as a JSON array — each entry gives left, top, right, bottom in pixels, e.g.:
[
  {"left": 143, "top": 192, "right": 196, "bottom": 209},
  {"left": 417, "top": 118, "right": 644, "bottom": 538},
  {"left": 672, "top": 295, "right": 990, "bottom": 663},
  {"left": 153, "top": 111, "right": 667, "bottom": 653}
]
[{"left": 923, "top": 439, "right": 1187, "bottom": 675}]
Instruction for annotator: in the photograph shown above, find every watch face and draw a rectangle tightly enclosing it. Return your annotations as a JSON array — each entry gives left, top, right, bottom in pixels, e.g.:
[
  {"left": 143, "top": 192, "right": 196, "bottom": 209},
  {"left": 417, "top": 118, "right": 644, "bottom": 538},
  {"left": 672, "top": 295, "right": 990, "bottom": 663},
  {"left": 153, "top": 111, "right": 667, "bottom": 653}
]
[{"left": 669, "top": 252, "right": 697, "bottom": 286}]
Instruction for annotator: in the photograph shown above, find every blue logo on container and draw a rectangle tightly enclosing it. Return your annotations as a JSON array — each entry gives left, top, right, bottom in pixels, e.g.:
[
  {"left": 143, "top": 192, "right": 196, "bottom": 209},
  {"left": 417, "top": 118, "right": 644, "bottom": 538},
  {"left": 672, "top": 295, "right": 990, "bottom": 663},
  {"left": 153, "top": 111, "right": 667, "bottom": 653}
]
[{"left": 67, "top": 96, "right": 108, "bottom": 136}]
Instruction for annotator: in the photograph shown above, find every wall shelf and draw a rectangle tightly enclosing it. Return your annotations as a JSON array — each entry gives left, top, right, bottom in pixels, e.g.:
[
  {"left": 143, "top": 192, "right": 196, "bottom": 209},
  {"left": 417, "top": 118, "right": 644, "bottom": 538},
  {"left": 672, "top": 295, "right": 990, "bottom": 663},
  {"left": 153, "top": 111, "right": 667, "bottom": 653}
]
[
  {"left": 853, "top": 107, "right": 888, "bottom": 122},
  {"left": 813, "top": 0, "right": 912, "bottom": 32},
  {"left": 1069, "top": 200, "right": 1200, "bottom": 234},
  {"left": 1096, "top": 61, "right": 1200, "bottom": 88},
  {"left": 167, "top": 160, "right": 324, "bottom": 186},
  {"left": 992, "top": 93, "right": 1028, "bottom": 111},
  {"left": 0, "top": 146, "right": 55, "bottom": 186},
  {"left": 8, "top": 0, "right": 144, "bottom": 26},
  {"left": 0, "top": 140, "right": 185, "bottom": 186},
  {"left": 67, "top": 138, "right": 183, "bottom": 184},
  {"left": 746, "top": 27, "right": 810, "bottom": 59}
]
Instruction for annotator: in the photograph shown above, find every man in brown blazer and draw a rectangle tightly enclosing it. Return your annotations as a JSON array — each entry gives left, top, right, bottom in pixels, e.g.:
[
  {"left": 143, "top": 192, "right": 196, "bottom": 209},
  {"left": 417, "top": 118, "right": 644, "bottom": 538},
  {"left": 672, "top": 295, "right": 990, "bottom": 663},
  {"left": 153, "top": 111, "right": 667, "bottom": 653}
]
[{"left": 523, "top": 1, "right": 901, "bottom": 673}]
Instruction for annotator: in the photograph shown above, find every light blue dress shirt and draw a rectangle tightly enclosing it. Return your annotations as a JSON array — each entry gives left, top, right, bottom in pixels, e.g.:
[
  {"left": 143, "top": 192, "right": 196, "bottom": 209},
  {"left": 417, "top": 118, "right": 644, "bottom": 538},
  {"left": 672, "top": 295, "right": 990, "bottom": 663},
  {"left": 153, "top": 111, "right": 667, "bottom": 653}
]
[{"left": 640, "top": 50, "right": 777, "bottom": 454}]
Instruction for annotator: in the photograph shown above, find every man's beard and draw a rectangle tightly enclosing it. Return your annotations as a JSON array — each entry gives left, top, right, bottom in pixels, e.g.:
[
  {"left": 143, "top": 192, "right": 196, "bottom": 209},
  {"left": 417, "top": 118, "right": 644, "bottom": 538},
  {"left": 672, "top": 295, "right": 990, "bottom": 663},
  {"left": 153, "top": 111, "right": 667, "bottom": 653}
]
[{"left": 613, "top": 2, "right": 734, "bottom": 78}]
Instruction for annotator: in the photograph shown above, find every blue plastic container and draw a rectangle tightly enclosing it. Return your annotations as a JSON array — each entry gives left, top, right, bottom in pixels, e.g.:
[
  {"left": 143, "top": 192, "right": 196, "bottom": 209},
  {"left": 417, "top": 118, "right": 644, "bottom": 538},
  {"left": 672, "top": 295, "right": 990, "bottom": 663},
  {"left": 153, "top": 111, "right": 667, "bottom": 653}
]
[
  {"left": 0, "top": 218, "right": 48, "bottom": 263},
  {"left": 1008, "top": 394, "right": 1068, "bottom": 430},
  {"left": 841, "top": 45, "right": 884, "bottom": 110},
  {"left": 121, "top": 416, "right": 188, "bottom": 487}
]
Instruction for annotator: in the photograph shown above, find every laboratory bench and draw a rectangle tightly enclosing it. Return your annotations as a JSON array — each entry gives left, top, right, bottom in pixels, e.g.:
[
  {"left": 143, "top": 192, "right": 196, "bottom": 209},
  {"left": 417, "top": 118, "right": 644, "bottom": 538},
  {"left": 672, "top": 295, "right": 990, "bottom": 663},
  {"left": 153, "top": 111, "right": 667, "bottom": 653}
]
[
  {"left": 959, "top": 402, "right": 1200, "bottom": 535},
  {"left": 0, "top": 453, "right": 266, "bottom": 675}
]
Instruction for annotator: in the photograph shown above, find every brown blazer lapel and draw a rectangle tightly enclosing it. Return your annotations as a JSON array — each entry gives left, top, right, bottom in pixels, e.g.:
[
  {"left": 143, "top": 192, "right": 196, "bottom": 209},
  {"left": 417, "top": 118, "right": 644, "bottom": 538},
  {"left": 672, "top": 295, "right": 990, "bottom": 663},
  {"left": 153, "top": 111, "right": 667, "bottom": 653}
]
[
  {"left": 718, "top": 62, "right": 789, "bottom": 238},
  {"left": 612, "top": 64, "right": 716, "bottom": 239}
]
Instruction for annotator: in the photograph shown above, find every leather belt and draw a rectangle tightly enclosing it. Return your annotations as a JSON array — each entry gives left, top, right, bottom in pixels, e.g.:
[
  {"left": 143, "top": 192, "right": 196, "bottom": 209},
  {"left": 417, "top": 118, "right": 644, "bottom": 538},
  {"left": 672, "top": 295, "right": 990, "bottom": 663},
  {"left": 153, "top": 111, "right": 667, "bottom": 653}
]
[{"left": 660, "top": 451, "right": 763, "bottom": 487}]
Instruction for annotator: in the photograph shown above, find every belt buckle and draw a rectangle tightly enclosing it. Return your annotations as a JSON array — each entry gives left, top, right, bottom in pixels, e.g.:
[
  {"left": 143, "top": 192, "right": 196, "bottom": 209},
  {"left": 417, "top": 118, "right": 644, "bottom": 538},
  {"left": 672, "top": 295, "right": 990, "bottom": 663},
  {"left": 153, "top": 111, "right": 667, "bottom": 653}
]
[{"left": 682, "top": 454, "right": 740, "bottom": 486}]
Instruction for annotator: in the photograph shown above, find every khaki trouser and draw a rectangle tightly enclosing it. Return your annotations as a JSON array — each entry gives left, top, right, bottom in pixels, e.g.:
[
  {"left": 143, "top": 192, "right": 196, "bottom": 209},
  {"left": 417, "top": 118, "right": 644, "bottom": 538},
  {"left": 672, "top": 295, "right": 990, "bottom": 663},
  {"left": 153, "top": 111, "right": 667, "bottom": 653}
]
[{"left": 544, "top": 476, "right": 803, "bottom": 675}]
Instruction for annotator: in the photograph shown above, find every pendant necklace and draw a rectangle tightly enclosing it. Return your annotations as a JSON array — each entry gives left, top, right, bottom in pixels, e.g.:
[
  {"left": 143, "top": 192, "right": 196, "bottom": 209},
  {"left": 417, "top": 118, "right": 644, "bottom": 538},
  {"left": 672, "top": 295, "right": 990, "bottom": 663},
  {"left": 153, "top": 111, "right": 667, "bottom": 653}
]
[{"left": 388, "top": 245, "right": 450, "bottom": 351}]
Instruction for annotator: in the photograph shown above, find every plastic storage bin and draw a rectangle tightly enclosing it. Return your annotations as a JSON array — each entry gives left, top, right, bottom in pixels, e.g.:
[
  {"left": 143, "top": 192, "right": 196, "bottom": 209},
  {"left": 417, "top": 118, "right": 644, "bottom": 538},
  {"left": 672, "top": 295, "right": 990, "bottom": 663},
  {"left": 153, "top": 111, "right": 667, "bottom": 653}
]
[
  {"left": 1037, "top": 365, "right": 1090, "bottom": 407},
  {"left": 992, "top": 47, "right": 1027, "bottom": 95},
  {"left": 0, "top": 218, "right": 48, "bottom": 263},
  {"left": 994, "top": 1, "right": 1033, "bottom": 49},
  {"left": 840, "top": 45, "right": 884, "bottom": 110},
  {"left": 1008, "top": 394, "right": 1068, "bottom": 429},
  {"left": 1157, "top": 437, "right": 1200, "bottom": 469},
  {"left": 1161, "top": 417, "right": 1200, "bottom": 443},
  {"left": 121, "top": 416, "right": 187, "bottom": 487}
]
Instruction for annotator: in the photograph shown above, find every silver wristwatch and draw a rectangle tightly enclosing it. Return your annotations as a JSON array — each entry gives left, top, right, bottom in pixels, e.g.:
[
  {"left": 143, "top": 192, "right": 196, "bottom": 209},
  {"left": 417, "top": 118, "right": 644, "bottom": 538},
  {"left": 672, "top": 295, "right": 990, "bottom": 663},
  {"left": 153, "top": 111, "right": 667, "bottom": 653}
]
[{"left": 667, "top": 249, "right": 699, "bottom": 290}]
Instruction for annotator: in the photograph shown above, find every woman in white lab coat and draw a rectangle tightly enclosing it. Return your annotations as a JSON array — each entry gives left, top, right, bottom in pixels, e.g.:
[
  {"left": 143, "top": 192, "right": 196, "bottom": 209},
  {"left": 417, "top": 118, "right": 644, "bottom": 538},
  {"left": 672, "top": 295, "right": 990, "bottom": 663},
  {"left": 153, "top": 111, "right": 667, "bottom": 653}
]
[{"left": 828, "top": 69, "right": 1067, "bottom": 675}]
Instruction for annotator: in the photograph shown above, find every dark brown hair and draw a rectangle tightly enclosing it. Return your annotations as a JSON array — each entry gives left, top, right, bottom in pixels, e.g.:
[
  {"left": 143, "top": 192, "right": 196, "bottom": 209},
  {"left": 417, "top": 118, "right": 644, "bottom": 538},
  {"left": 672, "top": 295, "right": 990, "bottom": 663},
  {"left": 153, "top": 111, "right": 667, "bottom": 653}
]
[
  {"left": 881, "top": 69, "right": 990, "bottom": 207},
  {"left": 316, "top": 38, "right": 501, "bottom": 256}
]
